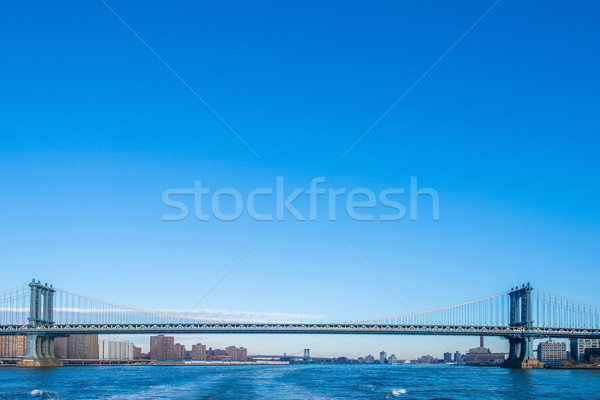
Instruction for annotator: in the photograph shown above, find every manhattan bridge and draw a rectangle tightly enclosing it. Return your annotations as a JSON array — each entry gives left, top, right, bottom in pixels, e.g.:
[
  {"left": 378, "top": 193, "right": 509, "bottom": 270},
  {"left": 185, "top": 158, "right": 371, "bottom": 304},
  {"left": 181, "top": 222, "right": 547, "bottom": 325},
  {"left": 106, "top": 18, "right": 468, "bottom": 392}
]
[{"left": 1, "top": 280, "right": 599, "bottom": 368}]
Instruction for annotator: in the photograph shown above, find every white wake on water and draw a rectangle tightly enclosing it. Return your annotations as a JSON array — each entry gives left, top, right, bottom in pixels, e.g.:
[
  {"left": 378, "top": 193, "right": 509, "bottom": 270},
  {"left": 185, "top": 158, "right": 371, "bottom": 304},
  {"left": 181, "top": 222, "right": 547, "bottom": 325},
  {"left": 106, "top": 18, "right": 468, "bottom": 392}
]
[{"left": 391, "top": 388, "right": 407, "bottom": 396}]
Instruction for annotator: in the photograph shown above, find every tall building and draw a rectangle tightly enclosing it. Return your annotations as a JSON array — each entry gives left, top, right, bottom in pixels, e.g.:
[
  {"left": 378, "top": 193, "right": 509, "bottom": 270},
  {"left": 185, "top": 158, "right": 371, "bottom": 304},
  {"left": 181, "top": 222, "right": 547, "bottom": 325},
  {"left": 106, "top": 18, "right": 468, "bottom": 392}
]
[
  {"left": 191, "top": 343, "right": 206, "bottom": 360},
  {"left": 379, "top": 351, "right": 387, "bottom": 364},
  {"left": 99, "top": 340, "right": 135, "bottom": 360},
  {"left": 150, "top": 335, "right": 175, "bottom": 360},
  {"left": 388, "top": 354, "right": 398, "bottom": 364},
  {"left": 54, "top": 335, "right": 98, "bottom": 359},
  {"left": 537, "top": 340, "right": 567, "bottom": 365},
  {"left": 0, "top": 335, "right": 28, "bottom": 357},
  {"left": 225, "top": 346, "right": 248, "bottom": 361},
  {"left": 453, "top": 351, "right": 461, "bottom": 363},
  {"left": 443, "top": 352, "right": 452, "bottom": 363},
  {"left": 72, "top": 335, "right": 99, "bottom": 359},
  {"left": 238, "top": 347, "right": 247, "bottom": 361},
  {"left": 133, "top": 346, "right": 142, "bottom": 359},
  {"left": 173, "top": 343, "right": 186, "bottom": 359},
  {"left": 570, "top": 339, "right": 600, "bottom": 363},
  {"left": 54, "top": 337, "right": 68, "bottom": 358}
]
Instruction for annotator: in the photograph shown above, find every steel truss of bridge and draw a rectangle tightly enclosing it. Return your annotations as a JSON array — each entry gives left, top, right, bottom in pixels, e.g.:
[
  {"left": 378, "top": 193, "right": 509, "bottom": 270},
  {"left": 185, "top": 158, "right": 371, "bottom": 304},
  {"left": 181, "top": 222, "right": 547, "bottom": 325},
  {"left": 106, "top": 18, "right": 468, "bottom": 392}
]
[{"left": 2, "top": 323, "right": 600, "bottom": 338}]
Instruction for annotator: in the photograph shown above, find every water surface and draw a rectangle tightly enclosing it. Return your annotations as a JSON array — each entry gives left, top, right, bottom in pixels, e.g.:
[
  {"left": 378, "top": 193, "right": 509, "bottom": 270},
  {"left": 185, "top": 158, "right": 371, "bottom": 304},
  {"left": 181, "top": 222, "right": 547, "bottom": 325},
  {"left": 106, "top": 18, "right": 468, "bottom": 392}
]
[{"left": 1, "top": 364, "right": 598, "bottom": 399}]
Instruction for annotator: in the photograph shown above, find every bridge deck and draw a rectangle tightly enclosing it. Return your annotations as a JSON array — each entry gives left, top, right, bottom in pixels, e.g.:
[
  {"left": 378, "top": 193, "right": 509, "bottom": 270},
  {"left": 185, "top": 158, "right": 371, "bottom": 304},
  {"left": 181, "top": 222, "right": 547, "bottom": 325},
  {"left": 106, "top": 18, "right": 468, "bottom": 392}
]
[{"left": 1, "top": 323, "right": 599, "bottom": 339}]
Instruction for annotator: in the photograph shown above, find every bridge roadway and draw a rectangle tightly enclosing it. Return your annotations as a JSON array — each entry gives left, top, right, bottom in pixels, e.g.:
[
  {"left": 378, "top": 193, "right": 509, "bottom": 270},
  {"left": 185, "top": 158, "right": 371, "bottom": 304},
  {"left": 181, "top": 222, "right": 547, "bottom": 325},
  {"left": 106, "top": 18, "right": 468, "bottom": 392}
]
[{"left": 2, "top": 323, "right": 600, "bottom": 339}]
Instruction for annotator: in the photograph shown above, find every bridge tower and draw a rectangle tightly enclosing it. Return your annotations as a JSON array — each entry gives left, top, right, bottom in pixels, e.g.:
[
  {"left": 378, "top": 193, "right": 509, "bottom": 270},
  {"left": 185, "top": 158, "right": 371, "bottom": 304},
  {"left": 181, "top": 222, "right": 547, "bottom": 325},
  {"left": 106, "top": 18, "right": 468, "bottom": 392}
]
[
  {"left": 17, "top": 280, "right": 63, "bottom": 368},
  {"left": 303, "top": 349, "right": 311, "bottom": 364},
  {"left": 502, "top": 283, "right": 542, "bottom": 369}
]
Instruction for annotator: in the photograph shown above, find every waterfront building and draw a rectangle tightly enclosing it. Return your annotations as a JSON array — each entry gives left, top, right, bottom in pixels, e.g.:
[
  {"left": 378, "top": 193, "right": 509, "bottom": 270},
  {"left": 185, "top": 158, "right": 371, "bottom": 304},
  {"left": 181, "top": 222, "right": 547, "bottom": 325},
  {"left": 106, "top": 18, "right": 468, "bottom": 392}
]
[
  {"left": 99, "top": 340, "right": 134, "bottom": 360},
  {"left": 54, "top": 335, "right": 98, "bottom": 359},
  {"left": 0, "top": 335, "right": 28, "bottom": 357},
  {"left": 54, "top": 337, "right": 68, "bottom": 358},
  {"left": 206, "top": 347, "right": 228, "bottom": 360},
  {"left": 389, "top": 354, "right": 397, "bottom": 364},
  {"left": 73, "top": 335, "right": 99, "bottom": 359},
  {"left": 379, "top": 351, "right": 387, "bottom": 364},
  {"left": 239, "top": 347, "right": 247, "bottom": 361},
  {"left": 150, "top": 335, "right": 175, "bottom": 360},
  {"left": 465, "top": 347, "right": 505, "bottom": 364},
  {"left": 133, "top": 346, "right": 142, "bottom": 359},
  {"left": 192, "top": 343, "right": 207, "bottom": 360},
  {"left": 584, "top": 348, "right": 600, "bottom": 363},
  {"left": 225, "top": 346, "right": 248, "bottom": 361},
  {"left": 174, "top": 343, "right": 186, "bottom": 359},
  {"left": 537, "top": 340, "right": 567, "bottom": 365},
  {"left": 454, "top": 351, "right": 461, "bottom": 363},
  {"left": 415, "top": 355, "right": 437, "bottom": 364},
  {"left": 443, "top": 352, "right": 452, "bottom": 363},
  {"left": 570, "top": 339, "right": 600, "bottom": 363},
  {"left": 465, "top": 336, "right": 505, "bottom": 365},
  {"left": 364, "top": 354, "right": 375, "bottom": 364}
]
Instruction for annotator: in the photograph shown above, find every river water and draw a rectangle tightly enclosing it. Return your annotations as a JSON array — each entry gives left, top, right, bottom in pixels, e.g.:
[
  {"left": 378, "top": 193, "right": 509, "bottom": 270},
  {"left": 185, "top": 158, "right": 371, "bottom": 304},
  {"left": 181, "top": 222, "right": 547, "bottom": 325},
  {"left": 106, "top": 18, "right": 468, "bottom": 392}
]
[{"left": 1, "top": 364, "right": 598, "bottom": 399}]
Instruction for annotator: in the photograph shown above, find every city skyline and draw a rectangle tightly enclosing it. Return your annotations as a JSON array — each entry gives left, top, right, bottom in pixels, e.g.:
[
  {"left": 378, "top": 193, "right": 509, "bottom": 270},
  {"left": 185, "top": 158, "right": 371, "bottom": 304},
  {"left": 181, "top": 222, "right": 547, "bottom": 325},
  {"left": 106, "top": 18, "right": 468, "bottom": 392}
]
[{"left": 2, "top": 331, "right": 581, "bottom": 367}]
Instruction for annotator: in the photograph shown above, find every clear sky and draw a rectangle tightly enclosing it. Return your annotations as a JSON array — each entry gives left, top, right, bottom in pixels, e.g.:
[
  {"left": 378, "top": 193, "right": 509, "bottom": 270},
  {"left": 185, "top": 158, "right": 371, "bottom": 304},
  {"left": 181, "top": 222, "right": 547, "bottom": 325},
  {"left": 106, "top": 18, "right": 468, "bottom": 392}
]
[{"left": 1, "top": 1, "right": 599, "bottom": 358}]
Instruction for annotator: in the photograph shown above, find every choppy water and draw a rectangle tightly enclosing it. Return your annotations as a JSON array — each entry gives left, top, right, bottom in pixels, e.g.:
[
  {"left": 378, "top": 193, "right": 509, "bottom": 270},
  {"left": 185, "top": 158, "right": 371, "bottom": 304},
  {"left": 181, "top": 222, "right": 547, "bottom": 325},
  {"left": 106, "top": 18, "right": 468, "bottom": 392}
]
[{"left": 1, "top": 364, "right": 599, "bottom": 399}]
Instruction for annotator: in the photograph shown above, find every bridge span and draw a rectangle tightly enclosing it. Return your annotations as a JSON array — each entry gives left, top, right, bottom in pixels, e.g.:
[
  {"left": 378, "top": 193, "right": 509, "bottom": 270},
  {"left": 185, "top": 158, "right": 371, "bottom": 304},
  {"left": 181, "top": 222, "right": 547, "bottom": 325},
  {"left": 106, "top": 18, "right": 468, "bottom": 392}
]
[{"left": 1, "top": 280, "right": 599, "bottom": 368}]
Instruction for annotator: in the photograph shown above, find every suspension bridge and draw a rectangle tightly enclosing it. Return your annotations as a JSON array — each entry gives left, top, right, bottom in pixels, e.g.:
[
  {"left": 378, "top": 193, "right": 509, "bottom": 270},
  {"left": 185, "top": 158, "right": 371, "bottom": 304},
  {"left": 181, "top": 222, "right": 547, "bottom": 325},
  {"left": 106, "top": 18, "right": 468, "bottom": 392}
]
[{"left": 1, "top": 280, "right": 600, "bottom": 368}]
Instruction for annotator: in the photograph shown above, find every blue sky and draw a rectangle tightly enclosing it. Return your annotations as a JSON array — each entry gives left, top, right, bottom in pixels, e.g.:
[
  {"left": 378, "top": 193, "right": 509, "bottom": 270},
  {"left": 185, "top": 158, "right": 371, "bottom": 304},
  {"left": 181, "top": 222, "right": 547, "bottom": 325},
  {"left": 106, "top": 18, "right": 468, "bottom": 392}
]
[{"left": 1, "top": 0, "right": 599, "bottom": 357}]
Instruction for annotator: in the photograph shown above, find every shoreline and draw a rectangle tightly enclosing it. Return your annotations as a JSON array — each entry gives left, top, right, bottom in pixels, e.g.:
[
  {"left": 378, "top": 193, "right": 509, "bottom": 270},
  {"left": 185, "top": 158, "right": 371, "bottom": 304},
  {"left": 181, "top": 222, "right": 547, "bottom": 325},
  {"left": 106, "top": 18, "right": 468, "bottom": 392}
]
[{"left": 3, "top": 360, "right": 600, "bottom": 369}]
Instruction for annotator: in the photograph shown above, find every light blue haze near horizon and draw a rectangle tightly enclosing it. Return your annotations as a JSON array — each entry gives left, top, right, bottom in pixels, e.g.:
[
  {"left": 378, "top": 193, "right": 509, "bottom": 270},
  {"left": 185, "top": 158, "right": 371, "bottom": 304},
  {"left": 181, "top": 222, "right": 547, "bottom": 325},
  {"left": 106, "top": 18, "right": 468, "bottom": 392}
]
[{"left": 1, "top": 0, "right": 599, "bottom": 357}]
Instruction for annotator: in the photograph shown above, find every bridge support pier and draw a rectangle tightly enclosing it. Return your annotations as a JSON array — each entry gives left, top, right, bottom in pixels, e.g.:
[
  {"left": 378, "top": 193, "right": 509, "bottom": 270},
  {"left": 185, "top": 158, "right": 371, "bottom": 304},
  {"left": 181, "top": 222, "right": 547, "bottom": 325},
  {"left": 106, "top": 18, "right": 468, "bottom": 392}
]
[
  {"left": 501, "top": 337, "right": 542, "bottom": 369},
  {"left": 17, "top": 335, "right": 63, "bottom": 367},
  {"left": 18, "top": 335, "right": 63, "bottom": 367}
]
